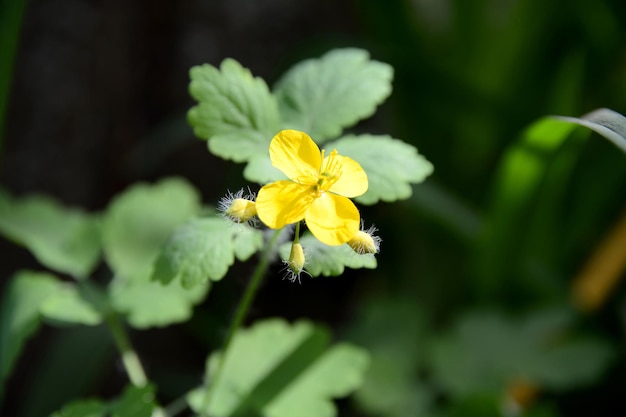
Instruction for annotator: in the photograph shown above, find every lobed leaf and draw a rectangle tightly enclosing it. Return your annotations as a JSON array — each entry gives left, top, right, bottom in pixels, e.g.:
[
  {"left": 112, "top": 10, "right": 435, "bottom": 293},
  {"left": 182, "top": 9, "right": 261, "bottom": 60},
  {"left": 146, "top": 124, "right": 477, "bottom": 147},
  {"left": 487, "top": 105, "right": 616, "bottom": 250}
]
[
  {"left": 279, "top": 233, "right": 376, "bottom": 277},
  {"left": 274, "top": 48, "right": 393, "bottom": 142},
  {"left": 152, "top": 217, "right": 263, "bottom": 289},
  {"left": 187, "top": 318, "right": 370, "bottom": 417},
  {"left": 101, "top": 177, "right": 201, "bottom": 282},
  {"left": 328, "top": 134, "right": 434, "bottom": 204},
  {"left": 188, "top": 59, "right": 281, "bottom": 162},
  {"left": 101, "top": 177, "right": 211, "bottom": 328},
  {"left": 0, "top": 189, "right": 100, "bottom": 279}
]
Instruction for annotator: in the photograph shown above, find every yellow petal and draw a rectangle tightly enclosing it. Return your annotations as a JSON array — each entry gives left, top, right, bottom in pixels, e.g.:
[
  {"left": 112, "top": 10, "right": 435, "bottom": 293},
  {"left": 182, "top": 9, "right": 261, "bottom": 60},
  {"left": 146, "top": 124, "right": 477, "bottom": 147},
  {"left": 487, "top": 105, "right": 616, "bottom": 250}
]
[
  {"left": 327, "top": 154, "right": 368, "bottom": 197},
  {"left": 256, "top": 180, "right": 315, "bottom": 229},
  {"left": 305, "top": 192, "right": 360, "bottom": 245},
  {"left": 269, "top": 130, "right": 321, "bottom": 183}
]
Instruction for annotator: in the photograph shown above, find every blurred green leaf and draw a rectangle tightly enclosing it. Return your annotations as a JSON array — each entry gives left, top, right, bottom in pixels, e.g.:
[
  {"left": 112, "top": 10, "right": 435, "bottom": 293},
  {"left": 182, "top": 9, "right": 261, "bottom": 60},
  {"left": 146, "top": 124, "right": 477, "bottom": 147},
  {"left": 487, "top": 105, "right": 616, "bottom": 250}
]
[
  {"left": 188, "top": 318, "right": 370, "bottom": 417},
  {"left": 39, "top": 283, "right": 102, "bottom": 326},
  {"left": 476, "top": 108, "right": 626, "bottom": 296},
  {"left": 430, "top": 309, "right": 613, "bottom": 397},
  {"left": 152, "top": 217, "right": 263, "bottom": 288},
  {"left": 101, "top": 178, "right": 209, "bottom": 328},
  {"left": 0, "top": 270, "right": 59, "bottom": 394},
  {"left": 101, "top": 177, "right": 201, "bottom": 282},
  {"left": 329, "top": 134, "right": 434, "bottom": 204},
  {"left": 0, "top": 189, "right": 101, "bottom": 279},
  {"left": 348, "top": 298, "right": 434, "bottom": 417},
  {"left": 188, "top": 59, "right": 281, "bottom": 162},
  {"left": 111, "top": 385, "right": 156, "bottom": 417},
  {"left": 109, "top": 275, "right": 209, "bottom": 329},
  {"left": 49, "top": 399, "right": 107, "bottom": 417},
  {"left": 279, "top": 233, "right": 376, "bottom": 277},
  {"left": 273, "top": 48, "right": 393, "bottom": 142},
  {"left": 49, "top": 385, "right": 156, "bottom": 417},
  {"left": 243, "top": 154, "right": 284, "bottom": 185}
]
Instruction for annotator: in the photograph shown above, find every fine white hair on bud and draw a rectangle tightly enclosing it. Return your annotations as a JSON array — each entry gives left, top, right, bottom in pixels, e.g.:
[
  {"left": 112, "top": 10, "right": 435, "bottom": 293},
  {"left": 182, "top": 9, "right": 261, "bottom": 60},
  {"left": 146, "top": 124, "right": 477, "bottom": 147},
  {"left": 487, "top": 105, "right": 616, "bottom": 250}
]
[
  {"left": 347, "top": 224, "right": 381, "bottom": 255},
  {"left": 282, "top": 242, "right": 309, "bottom": 284},
  {"left": 218, "top": 188, "right": 258, "bottom": 226}
]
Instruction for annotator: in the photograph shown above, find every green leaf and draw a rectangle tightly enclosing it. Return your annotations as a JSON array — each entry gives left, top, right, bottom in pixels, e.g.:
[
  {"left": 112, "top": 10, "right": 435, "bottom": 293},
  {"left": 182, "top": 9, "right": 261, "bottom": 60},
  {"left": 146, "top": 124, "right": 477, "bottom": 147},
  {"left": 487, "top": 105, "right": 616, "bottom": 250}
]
[
  {"left": 39, "top": 283, "right": 102, "bottom": 326},
  {"left": 0, "top": 190, "right": 101, "bottom": 278},
  {"left": 348, "top": 298, "right": 434, "bottom": 417},
  {"left": 188, "top": 59, "right": 281, "bottom": 162},
  {"left": 556, "top": 108, "right": 626, "bottom": 154},
  {"left": 110, "top": 272, "right": 209, "bottom": 329},
  {"left": 329, "top": 135, "right": 433, "bottom": 205},
  {"left": 153, "top": 217, "right": 264, "bottom": 288},
  {"left": 49, "top": 385, "right": 156, "bottom": 417},
  {"left": 101, "top": 178, "right": 209, "bottom": 328},
  {"left": 187, "top": 318, "right": 370, "bottom": 417},
  {"left": 111, "top": 385, "right": 157, "bottom": 417},
  {"left": 49, "top": 399, "right": 107, "bottom": 417},
  {"left": 243, "top": 154, "right": 285, "bottom": 184},
  {"left": 274, "top": 48, "right": 393, "bottom": 142},
  {"left": 279, "top": 233, "right": 376, "bottom": 277},
  {"left": 430, "top": 308, "right": 614, "bottom": 397},
  {"left": 101, "top": 177, "right": 201, "bottom": 282},
  {"left": 0, "top": 271, "right": 60, "bottom": 393}
]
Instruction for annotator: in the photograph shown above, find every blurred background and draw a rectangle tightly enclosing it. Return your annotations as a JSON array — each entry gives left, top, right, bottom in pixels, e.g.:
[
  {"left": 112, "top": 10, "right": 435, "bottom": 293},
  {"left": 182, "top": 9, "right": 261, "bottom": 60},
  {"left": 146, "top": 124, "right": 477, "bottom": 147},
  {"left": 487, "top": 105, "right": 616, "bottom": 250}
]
[{"left": 2, "top": 0, "right": 626, "bottom": 416}]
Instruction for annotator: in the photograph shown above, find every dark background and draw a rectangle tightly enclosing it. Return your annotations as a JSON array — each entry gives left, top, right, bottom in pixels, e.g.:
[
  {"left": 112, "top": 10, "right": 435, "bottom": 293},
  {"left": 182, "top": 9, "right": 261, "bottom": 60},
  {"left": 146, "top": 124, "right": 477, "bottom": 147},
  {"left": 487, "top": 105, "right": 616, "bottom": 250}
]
[{"left": 2, "top": 0, "right": 626, "bottom": 416}]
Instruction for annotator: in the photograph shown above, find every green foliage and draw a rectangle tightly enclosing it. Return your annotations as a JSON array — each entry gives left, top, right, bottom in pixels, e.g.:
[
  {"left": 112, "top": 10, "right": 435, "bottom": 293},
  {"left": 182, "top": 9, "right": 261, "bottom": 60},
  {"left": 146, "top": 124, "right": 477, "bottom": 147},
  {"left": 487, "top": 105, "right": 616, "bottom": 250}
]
[
  {"left": 279, "top": 233, "right": 376, "bottom": 277},
  {"left": 101, "top": 177, "right": 211, "bottom": 328},
  {"left": 188, "top": 319, "right": 370, "bottom": 417},
  {"left": 187, "top": 48, "right": 432, "bottom": 195},
  {"left": 101, "top": 177, "right": 201, "bottom": 282},
  {"left": 430, "top": 308, "right": 614, "bottom": 396},
  {"left": 348, "top": 298, "right": 434, "bottom": 417},
  {"left": 0, "top": 189, "right": 101, "bottom": 279},
  {"left": 273, "top": 48, "right": 393, "bottom": 142},
  {"left": 152, "top": 217, "right": 264, "bottom": 288},
  {"left": 188, "top": 59, "right": 281, "bottom": 162},
  {"left": 50, "top": 385, "right": 156, "bottom": 417},
  {"left": 476, "top": 109, "right": 626, "bottom": 296},
  {"left": 0, "top": 271, "right": 60, "bottom": 391},
  {"left": 39, "top": 283, "right": 102, "bottom": 326},
  {"left": 330, "top": 134, "right": 434, "bottom": 204}
]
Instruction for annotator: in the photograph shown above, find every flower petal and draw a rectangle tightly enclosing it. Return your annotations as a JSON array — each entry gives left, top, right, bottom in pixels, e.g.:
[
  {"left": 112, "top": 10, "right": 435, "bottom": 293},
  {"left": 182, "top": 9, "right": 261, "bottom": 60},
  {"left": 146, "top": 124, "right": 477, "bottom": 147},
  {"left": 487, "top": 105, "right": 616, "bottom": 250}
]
[
  {"left": 327, "top": 154, "right": 368, "bottom": 197},
  {"left": 256, "top": 180, "right": 315, "bottom": 229},
  {"left": 269, "top": 130, "right": 321, "bottom": 182},
  {"left": 305, "top": 192, "right": 360, "bottom": 245}
]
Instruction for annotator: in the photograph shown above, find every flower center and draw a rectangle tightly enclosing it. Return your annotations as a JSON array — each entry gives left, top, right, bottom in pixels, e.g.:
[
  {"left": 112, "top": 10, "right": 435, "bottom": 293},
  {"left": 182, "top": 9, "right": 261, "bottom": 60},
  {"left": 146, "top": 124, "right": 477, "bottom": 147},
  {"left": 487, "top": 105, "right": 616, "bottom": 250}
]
[{"left": 314, "top": 149, "right": 341, "bottom": 194}]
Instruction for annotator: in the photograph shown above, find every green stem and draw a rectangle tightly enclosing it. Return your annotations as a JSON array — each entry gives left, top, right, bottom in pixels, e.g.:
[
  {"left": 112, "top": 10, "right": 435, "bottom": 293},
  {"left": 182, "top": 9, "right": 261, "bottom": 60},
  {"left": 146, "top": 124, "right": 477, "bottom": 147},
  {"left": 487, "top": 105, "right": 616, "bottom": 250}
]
[
  {"left": 106, "top": 312, "right": 148, "bottom": 387},
  {"left": 199, "top": 228, "right": 283, "bottom": 416},
  {"left": 294, "top": 221, "right": 301, "bottom": 244}
]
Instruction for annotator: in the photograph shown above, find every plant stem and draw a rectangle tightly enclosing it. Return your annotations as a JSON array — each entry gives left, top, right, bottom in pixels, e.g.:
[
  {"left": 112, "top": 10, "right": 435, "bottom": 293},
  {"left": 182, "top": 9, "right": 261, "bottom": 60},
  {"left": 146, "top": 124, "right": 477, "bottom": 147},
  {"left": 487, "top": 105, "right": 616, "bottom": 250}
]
[
  {"left": 199, "top": 228, "right": 283, "bottom": 416},
  {"left": 106, "top": 311, "right": 148, "bottom": 387}
]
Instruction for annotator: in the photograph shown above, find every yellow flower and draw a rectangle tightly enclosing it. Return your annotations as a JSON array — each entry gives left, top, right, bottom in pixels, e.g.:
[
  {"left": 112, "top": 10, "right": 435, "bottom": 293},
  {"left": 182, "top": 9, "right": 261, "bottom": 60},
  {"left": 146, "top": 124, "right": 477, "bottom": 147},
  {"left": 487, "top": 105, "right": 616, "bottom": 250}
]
[{"left": 256, "top": 130, "right": 368, "bottom": 245}]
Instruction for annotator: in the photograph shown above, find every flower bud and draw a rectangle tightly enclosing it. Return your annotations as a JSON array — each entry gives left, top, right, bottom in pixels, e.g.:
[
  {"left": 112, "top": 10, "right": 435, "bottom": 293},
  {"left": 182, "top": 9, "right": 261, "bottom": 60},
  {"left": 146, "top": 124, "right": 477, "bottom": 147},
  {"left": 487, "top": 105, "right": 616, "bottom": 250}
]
[
  {"left": 283, "top": 242, "right": 307, "bottom": 283},
  {"left": 288, "top": 242, "right": 305, "bottom": 275},
  {"left": 347, "top": 225, "right": 381, "bottom": 255},
  {"left": 225, "top": 198, "right": 257, "bottom": 223},
  {"left": 218, "top": 189, "right": 258, "bottom": 225}
]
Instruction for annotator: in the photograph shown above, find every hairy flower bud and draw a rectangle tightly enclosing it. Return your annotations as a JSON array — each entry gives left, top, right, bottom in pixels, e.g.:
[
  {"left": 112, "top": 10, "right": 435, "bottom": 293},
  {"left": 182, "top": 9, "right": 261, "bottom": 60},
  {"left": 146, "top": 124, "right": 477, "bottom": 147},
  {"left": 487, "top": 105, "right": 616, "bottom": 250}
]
[
  {"left": 218, "top": 188, "right": 258, "bottom": 225},
  {"left": 347, "top": 225, "right": 381, "bottom": 255},
  {"left": 284, "top": 242, "right": 307, "bottom": 283}
]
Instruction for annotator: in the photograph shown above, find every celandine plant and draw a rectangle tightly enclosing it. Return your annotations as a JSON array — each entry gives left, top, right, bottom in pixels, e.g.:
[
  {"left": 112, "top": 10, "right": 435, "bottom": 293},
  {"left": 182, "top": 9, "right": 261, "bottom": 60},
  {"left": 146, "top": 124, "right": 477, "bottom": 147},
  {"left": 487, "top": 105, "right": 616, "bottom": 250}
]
[{"left": 0, "top": 48, "right": 433, "bottom": 417}]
